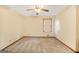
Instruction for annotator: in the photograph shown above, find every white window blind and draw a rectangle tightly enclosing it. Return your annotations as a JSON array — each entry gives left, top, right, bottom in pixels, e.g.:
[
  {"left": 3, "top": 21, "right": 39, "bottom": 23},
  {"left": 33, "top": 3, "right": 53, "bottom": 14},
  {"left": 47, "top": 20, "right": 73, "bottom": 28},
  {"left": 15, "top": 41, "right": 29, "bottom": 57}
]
[{"left": 43, "top": 18, "right": 52, "bottom": 32}]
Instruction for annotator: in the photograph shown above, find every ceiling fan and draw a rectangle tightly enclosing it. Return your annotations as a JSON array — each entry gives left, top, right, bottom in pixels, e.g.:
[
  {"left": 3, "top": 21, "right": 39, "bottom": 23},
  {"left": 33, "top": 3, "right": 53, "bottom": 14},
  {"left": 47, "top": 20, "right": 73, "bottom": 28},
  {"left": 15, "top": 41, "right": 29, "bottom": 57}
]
[{"left": 26, "top": 6, "right": 49, "bottom": 15}]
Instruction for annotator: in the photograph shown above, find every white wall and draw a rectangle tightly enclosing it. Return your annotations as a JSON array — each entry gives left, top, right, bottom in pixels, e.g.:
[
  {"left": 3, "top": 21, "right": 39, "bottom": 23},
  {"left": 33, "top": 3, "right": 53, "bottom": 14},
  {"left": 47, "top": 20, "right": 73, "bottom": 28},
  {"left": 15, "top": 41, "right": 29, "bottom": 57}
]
[
  {"left": 23, "top": 16, "right": 55, "bottom": 37},
  {"left": 55, "top": 6, "right": 77, "bottom": 51},
  {"left": 0, "top": 6, "right": 24, "bottom": 50}
]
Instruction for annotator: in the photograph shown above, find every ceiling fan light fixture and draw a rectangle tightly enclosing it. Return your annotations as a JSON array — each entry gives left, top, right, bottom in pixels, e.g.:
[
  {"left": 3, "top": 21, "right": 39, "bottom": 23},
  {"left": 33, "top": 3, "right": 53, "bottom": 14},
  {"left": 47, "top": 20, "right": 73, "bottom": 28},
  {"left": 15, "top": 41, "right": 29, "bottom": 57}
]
[{"left": 35, "top": 8, "right": 41, "bottom": 13}]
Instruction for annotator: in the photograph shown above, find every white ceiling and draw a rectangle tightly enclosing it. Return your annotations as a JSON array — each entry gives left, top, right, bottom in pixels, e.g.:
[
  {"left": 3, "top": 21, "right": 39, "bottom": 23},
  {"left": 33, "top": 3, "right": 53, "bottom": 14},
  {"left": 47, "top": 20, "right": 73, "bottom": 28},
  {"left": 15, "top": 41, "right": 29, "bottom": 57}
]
[{"left": 7, "top": 5, "right": 66, "bottom": 16}]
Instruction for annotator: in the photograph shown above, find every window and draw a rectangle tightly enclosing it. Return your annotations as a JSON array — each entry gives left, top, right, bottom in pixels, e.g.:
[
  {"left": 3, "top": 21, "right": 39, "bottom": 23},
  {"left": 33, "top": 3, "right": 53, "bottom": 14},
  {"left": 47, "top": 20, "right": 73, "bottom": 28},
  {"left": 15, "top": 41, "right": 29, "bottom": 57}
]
[{"left": 43, "top": 18, "right": 52, "bottom": 33}]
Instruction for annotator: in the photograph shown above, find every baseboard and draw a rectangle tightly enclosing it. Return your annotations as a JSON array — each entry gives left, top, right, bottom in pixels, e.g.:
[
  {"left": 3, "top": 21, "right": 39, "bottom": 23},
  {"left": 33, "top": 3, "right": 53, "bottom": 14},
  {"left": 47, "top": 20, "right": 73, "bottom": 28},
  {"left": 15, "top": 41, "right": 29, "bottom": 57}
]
[
  {"left": 23, "top": 36, "right": 55, "bottom": 38},
  {"left": 1, "top": 36, "right": 25, "bottom": 51},
  {"left": 54, "top": 37, "right": 78, "bottom": 53},
  {"left": 75, "top": 51, "right": 79, "bottom": 53}
]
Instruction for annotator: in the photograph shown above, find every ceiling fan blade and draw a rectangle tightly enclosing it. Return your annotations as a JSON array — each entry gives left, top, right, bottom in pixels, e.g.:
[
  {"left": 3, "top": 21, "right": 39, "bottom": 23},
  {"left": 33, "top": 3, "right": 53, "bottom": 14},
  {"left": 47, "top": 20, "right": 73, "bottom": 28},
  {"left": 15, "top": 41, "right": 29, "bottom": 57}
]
[
  {"left": 41, "top": 9, "right": 49, "bottom": 12},
  {"left": 26, "top": 9, "right": 34, "bottom": 11}
]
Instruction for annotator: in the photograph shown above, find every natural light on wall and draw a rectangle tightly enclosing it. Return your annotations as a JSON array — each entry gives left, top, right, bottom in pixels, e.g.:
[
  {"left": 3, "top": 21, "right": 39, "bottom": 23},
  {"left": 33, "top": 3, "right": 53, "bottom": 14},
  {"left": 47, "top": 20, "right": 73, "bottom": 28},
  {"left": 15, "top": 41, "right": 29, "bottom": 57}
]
[{"left": 55, "top": 18, "right": 61, "bottom": 35}]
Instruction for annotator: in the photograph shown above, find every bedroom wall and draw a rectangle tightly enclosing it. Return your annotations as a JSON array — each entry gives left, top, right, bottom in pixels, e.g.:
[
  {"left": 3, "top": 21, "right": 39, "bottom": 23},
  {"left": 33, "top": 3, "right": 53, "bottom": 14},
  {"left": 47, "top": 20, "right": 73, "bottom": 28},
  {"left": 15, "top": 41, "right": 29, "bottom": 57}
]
[
  {"left": 76, "top": 6, "right": 79, "bottom": 51},
  {"left": 0, "top": 6, "right": 24, "bottom": 50},
  {"left": 55, "top": 6, "right": 77, "bottom": 51},
  {"left": 22, "top": 16, "right": 55, "bottom": 37}
]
